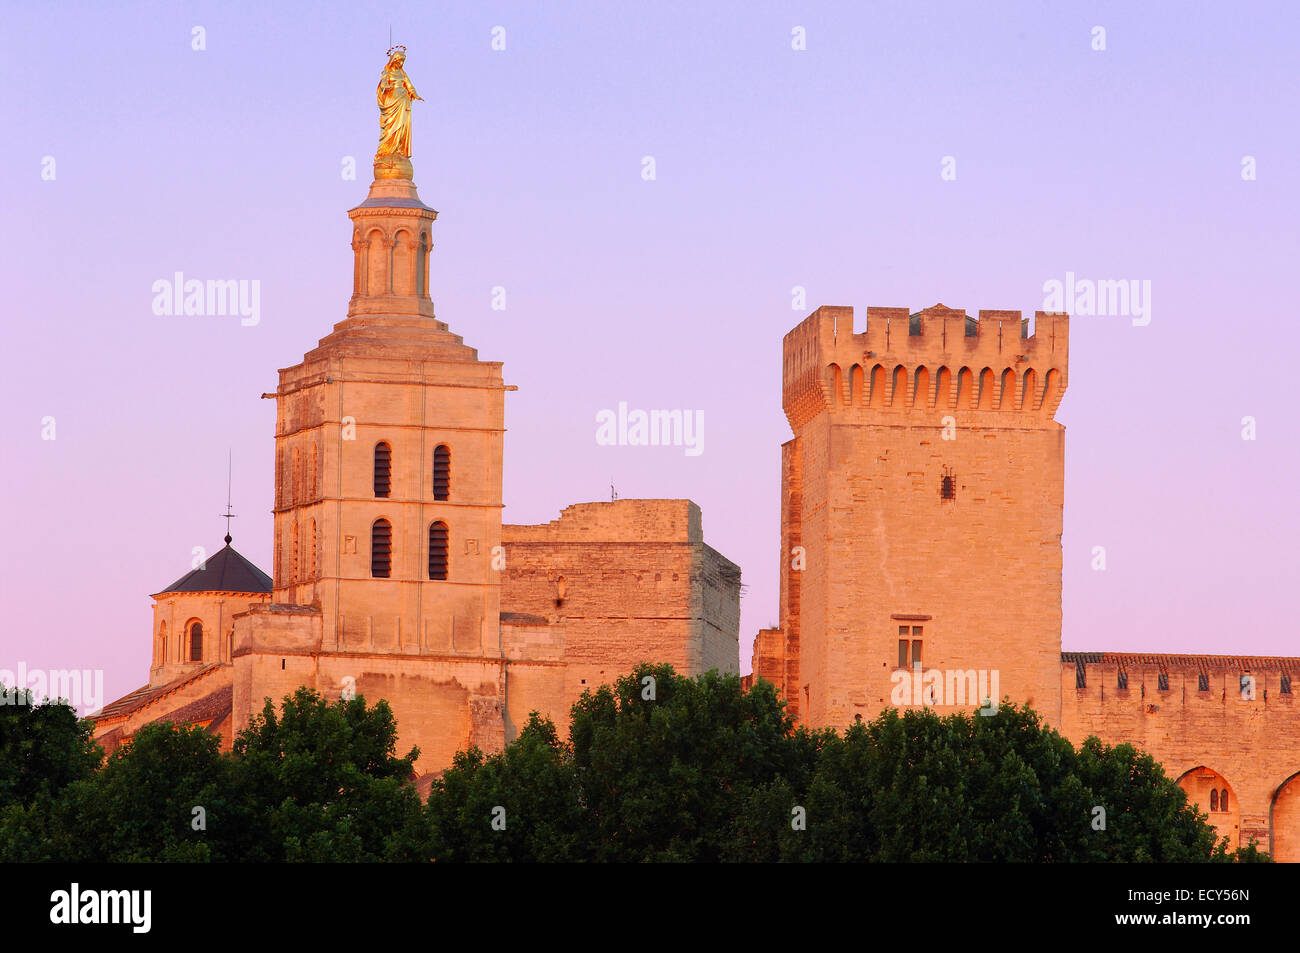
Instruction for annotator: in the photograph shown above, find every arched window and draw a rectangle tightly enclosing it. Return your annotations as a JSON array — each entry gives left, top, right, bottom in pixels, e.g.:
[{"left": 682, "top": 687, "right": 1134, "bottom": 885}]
[
  {"left": 374, "top": 442, "right": 392, "bottom": 498},
  {"left": 157, "top": 622, "right": 167, "bottom": 665},
  {"left": 1220, "top": 789, "right": 1229, "bottom": 811},
  {"left": 309, "top": 518, "right": 317, "bottom": 578},
  {"left": 417, "top": 232, "right": 429, "bottom": 297},
  {"left": 371, "top": 519, "right": 392, "bottom": 578},
  {"left": 310, "top": 443, "right": 318, "bottom": 500},
  {"left": 433, "top": 444, "right": 451, "bottom": 501},
  {"left": 428, "top": 521, "right": 449, "bottom": 580},
  {"left": 1211, "top": 790, "right": 1219, "bottom": 812},
  {"left": 189, "top": 621, "right": 203, "bottom": 662}
]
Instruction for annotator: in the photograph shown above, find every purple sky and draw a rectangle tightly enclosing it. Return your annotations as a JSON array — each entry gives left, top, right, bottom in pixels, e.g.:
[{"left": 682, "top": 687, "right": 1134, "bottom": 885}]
[{"left": 3, "top": 1, "right": 1297, "bottom": 711}]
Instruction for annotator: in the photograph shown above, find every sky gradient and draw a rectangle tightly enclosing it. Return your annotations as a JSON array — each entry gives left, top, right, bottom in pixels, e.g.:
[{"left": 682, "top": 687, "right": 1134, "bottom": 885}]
[{"left": 2, "top": 1, "right": 1297, "bottom": 711}]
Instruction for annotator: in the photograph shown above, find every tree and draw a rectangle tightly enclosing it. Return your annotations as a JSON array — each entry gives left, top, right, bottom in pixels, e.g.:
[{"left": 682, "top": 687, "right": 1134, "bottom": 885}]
[
  {"left": 425, "top": 713, "right": 586, "bottom": 862},
  {"left": 0, "top": 689, "right": 101, "bottom": 809},
  {"left": 230, "top": 688, "right": 425, "bottom": 862}
]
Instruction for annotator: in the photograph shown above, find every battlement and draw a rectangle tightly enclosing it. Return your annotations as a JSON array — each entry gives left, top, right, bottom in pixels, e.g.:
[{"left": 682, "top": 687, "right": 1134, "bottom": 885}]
[{"left": 782, "top": 304, "right": 1069, "bottom": 431}]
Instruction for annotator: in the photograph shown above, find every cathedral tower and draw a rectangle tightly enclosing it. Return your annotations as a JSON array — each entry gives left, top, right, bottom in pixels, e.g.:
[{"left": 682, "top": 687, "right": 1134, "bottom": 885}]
[
  {"left": 267, "top": 170, "right": 505, "bottom": 656},
  {"left": 230, "top": 84, "right": 511, "bottom": 767},
  {"left": 752, "top": 305, "right": 1069, "bottom": 729}
]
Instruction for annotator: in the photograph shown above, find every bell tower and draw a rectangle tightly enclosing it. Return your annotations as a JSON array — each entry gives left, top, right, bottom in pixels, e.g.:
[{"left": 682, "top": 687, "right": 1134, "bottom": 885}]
[{"left": 268, "top": 147, "right": 505, "bottom": 659}]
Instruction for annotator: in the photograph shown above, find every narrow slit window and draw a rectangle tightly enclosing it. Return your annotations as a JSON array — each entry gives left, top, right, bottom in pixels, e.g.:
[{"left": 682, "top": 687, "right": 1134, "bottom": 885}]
[
  {"left": 1117, "top": 671, "right": 1128, "bottom": 690},
  {"left": 1198, "top": 674, "right": 1209, "bottom": 692},
  {"left": 1158, "top": 672, "right": 1169, "bottom": 691},
  {"left": 428, "top": 521, "right": 449, "bottom": 581},
  {"left": 371, "top": 518, "right": 392, "bottom": 578},
  {"left": 189, "top": 622, "right": 203, "bottom": 662},
  {"left": 433, "top": 444, "right": 451, "bottom": 501},
  {"left": 374, "top": 442, "right": 392, "bottom": 498},
  {"left": 1282, "top": 675, "right": 1293, "bottom": 694}
]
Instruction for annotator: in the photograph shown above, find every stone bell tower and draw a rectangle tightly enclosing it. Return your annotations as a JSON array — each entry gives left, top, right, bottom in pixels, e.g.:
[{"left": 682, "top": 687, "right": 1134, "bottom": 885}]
[{"left": 232, "top": 61, "right": 509, "bottom": 760}]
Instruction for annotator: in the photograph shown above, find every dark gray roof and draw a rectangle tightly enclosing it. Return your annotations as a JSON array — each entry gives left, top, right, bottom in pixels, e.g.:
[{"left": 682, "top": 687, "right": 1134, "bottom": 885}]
[{"left": 156, "top": 543, "right": 272, "bottom": 595}]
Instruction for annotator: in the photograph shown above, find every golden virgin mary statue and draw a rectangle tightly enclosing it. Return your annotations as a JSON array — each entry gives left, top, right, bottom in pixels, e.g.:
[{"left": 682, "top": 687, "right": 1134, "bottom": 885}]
[{"left": 374, "top": 46, "right": 423, "bottom": 179}]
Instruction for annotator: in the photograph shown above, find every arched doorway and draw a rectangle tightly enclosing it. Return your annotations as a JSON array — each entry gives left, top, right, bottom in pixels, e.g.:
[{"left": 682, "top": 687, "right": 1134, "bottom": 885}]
[
  {"left": 1175, "top": 765, "right": 1239, "bottom": 850},
  {"left": 1270, "top": 771, "right": 1300, "bottom": 863}
]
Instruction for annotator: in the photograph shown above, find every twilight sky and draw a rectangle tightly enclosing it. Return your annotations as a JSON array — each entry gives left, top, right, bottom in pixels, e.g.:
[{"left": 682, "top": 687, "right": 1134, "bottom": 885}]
[{"left": 2, "top": 1, "right": 1297, "bottom": 711}]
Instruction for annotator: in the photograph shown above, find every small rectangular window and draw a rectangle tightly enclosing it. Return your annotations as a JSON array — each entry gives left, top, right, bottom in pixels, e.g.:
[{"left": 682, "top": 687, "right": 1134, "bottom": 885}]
[
  {"left": 897, "top": 639, "right": 909, "bottom": 668},
  {"left": 1282, "top": 675, "right": 1293, "bottom": 695},
  {"left": 1158, "top": 673, "right": 1169, "bottom": 691},
  {"left": 1198, "top": 674, "right": 1209, "bottom": 692},
  {"left": 911, "top": 639, "right": 923, "bottom": 666},
  {"left": 1117, "top": 671, "right": 1128, "bottom": 690}
]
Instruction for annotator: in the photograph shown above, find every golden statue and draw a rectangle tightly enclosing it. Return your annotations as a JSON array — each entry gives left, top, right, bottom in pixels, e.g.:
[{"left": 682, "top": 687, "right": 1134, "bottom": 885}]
[{"left": 374, "top": 46, "right": 423, "bottom": 179}]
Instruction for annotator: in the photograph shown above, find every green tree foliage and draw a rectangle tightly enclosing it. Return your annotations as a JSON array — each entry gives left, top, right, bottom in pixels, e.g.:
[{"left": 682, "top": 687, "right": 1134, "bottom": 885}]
[
  {"left": 427, "top": 667, "right": 1269, "bottom": 863},
  {"left": 1, "top": 671, "right": 1272, "bottom": 862},
  {"left": 0, "top": 688, "right": 425, "bottom": 862},
  {"left": 231, "top": 688, "right": 425, "bottom": 862},
  {"left": 0, "top": 688, "right": 102, "bottom": 808}
]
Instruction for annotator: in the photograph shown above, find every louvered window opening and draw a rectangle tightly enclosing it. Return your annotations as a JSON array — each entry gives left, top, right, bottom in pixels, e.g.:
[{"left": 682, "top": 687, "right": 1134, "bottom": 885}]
[
  {"left": 429, "top": 521, "right": 449, "bottom": 580},
  {"left": 433, "top": 444, "right": 451, "bottom": 501},
  {"left": 372, "top": 519, "right": 392, "bottom": 578},
  {"left": 374, "top": 442, "right": 392, "bottom": 498}
]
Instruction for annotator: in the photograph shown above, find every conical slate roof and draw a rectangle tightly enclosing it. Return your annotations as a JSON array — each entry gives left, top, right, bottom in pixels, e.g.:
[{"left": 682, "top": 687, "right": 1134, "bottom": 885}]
[{"left": 156, "top": 541, "right": 272, "bottom": 595}]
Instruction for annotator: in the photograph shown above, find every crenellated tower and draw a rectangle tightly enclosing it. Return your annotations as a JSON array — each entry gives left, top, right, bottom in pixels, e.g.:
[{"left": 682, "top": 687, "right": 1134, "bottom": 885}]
[{"left": 753, "top": 303, "right": 1069, "bottom": 728}]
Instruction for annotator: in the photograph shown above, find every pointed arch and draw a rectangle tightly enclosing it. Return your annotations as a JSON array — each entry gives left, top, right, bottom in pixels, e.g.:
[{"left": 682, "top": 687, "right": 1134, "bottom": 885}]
[
  {"left": 1175, "top": 766, "right": 1240, "bottom": 851},
  {"left": 826, "top": 363, "right": 844, "bottom": 407},
  {"left": 934, "top": 367, "right": 952, "bottom": 410},
  {"left": 309, "top": 517, "right": 317, "bottom": 579},
  {"left": 310, "top": 442, "right": 318, "bottom": 500},
  {"left": 977, "top": 368, "right": 995, "bottom": 410},
  {"left": 1021, "top": 367, "right": 1039, "bottom": 411},
  {"left": 291, "top": 520, "right": 299, "bottom": 583},
  {"left": 1042, "top": 368, "right": 1062, "bottom": 414},
  {"left": 913, "top": 366, "right": 930, "bottom": 409},
  {"left": 999, "top": 368, "right": 1016, "bottom": 410},
  {"left": 868, "top": 364, "right": 886, "bottom": 408},
  {"left": 890, "top": 365, "right": 907, "bottom": 407},
  {"left": 956, "top": 367, "right": 974, "bottom": 410},
  {"left": 849, "top": 364, "right": 864, "bottom": 405},
  {"left": 157, "top": 621, "right": 167, "bottom": 666},
  {"left": 1270, "top": 770, "right": 1300, "bottom": 862}
]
